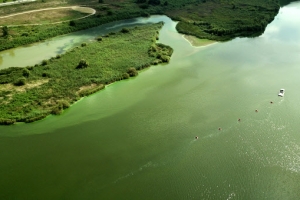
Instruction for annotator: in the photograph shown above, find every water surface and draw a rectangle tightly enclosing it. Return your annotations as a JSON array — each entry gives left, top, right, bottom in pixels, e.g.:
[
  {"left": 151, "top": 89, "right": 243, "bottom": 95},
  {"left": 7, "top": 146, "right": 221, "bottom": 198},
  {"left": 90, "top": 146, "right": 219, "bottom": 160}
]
[{"left": 1, "top": 2, "right": 300, "bottom": 199}]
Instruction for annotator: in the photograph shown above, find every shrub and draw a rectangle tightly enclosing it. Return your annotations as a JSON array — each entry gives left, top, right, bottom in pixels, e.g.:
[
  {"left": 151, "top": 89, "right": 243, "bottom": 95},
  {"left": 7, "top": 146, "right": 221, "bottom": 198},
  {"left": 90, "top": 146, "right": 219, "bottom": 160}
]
[
  {"left": 127, "top": 67, "right": 138, "bottom": 77},
  {"left": 21, "top": 32, "right": 29, "bottom": 37},
  {"left": 69, "top": 20, "right": 76, "bottom": 26},
  {"left": 51, "top": 107, "right": 62, "bottom": 115},
  {"left": 41, "top": 60, "right": 48, "bottom": 66},
  {"left": 42, "top": 72, "right": 51, "bottom": 77},
  {"left": 58, "top": 100, "right": 70, "bottom": 109},
  {"left": 121, "top": 28, "right": 130, "bottom": 33},
  {"left": 160, "top": 55, "right": 170, "bottom": 63},
  {"left": 25, "top": 114, "right": 47, "bottom": 123},
  {"left": 81, "top": 43, "right": 87, "bottom": 47},
  {"left": 122, "top": 73, "right": 130, "bottom": 79},
  {"left": 76, "top": 59, "right": 89, "bottom": 69},
  {"left": 22, "top": 68, "right": 30, "bottom": 77},
  {"left": 14, "top": 77, "right": 26, "bottom": 86},
  {"left": 0, "top": 118, "right": 16, "bottom": 125}
]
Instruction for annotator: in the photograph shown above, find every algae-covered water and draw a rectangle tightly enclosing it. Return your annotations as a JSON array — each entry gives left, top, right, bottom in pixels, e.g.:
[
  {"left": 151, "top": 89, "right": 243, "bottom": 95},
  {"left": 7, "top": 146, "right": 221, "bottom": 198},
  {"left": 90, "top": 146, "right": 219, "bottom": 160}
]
[{"left": 1, "top": 2, "right": 300, "bottom": 199}]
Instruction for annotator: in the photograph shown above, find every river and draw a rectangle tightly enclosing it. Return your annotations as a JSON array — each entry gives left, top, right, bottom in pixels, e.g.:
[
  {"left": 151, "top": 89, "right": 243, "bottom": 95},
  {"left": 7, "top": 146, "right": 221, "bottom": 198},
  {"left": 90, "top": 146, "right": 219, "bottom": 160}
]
[{"left": 1, "top": 1, "right": 300, "bottom": 199}]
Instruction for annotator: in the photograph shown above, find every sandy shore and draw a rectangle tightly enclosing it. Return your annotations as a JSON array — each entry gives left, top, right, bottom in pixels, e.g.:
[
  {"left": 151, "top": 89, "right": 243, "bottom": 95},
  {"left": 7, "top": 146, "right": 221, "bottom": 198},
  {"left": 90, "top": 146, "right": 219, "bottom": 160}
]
[{"left": 183, "top": 35, "right": 217, "bottom": 48}]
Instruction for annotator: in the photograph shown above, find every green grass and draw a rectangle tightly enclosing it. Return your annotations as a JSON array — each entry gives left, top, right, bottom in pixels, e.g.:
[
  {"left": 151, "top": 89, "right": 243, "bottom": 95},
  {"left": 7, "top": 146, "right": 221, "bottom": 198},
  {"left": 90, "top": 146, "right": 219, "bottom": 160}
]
[{"left": 0, "top": 22, "right": 173, "bottom": 124}]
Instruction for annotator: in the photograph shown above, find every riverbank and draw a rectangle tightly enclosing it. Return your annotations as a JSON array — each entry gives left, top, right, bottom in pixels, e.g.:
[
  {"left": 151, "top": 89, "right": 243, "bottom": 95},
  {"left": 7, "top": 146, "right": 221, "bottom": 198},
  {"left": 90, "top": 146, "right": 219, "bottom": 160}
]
[
  {"left": 0, "top": 22, "right": 173, "bottom": 124},
  {"left": 0, "top": 0, "right": 280, "bottom": 51},
  {"left": 183, "top": 35, "right": 216, "bottom": 48}
]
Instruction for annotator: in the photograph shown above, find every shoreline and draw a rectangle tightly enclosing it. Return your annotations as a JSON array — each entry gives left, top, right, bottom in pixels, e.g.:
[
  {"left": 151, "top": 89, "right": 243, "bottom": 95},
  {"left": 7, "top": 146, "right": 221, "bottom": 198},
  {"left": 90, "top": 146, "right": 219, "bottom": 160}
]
[{"left": 182, "top": 35, "right": 217, "bottom": 48}]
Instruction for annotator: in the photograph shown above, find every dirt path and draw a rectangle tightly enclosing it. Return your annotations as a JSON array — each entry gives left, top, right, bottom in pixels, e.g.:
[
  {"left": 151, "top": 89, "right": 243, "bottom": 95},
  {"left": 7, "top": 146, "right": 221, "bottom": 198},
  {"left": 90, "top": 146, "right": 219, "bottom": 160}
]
[{"left": 0, "top": 6, "right": 96, "bottom": 27}]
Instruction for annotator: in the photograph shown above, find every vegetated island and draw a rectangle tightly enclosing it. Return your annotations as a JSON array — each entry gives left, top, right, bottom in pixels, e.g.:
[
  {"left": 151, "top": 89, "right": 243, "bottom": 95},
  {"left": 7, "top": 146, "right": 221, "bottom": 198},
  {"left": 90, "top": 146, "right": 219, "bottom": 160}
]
[
  {"left": 0, "top": 0, "right": 280, "bottom": 51},
  {"left": 0, "top": 23, "right": 173, "bottom": 124}
]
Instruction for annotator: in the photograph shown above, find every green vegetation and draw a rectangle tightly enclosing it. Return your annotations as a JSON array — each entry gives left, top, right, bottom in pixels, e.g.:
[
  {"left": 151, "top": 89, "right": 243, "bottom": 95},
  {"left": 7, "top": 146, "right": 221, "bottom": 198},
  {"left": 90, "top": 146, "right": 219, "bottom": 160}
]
[
  {"left": 0, "top": 0, "right": 281, "bottom": 51},
  {"left": 172, "top": 0, "right": 280, "bottom": 41},
  {"left": 0, "top": 23, "right": 173, "bottom": 124}
]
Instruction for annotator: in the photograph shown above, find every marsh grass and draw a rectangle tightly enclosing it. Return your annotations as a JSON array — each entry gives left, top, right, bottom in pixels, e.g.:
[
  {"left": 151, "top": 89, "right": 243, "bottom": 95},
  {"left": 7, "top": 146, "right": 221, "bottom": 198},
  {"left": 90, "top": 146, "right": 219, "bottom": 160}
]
[
  {"left": 0, "top": 22, "right": 173, "bottom": 124},
  {"left": 169, "top": 0, "right": 280, "bottom": 41}
]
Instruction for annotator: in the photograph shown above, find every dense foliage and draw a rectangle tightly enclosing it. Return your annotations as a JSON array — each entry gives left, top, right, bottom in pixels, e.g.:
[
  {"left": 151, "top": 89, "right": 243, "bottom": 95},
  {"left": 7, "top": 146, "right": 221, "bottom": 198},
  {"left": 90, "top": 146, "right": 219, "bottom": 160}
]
[
  {"left": 0, "top": 23, "right": 173, "bottom": 124},
  {"left": 172, "top": 0, "right": 280, "bottom": 41}
]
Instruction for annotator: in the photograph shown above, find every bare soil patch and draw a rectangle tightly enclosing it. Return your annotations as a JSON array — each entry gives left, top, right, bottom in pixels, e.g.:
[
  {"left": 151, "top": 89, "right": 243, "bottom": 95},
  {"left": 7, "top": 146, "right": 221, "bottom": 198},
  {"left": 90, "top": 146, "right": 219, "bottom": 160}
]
[{"left": 0, "top": 79, "right": 49, "bottom": 93}]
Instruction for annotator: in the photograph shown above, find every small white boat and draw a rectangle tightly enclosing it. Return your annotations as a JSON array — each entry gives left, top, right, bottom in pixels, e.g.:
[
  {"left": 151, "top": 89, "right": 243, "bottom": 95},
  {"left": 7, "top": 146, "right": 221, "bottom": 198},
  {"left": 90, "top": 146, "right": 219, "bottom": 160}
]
[{"left": 278, "top": 89, "right": 285, "bottom": 97}]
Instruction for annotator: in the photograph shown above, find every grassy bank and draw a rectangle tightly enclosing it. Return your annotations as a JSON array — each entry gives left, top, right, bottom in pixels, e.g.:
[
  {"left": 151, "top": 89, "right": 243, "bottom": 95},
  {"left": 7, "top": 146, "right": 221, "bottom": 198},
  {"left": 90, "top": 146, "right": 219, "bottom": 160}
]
[
  {"left": 0, "top": 0, "right": 280, "bottom": 51},
  {"left": 0, "top": 22, "right": 173, "bottom": 124}
]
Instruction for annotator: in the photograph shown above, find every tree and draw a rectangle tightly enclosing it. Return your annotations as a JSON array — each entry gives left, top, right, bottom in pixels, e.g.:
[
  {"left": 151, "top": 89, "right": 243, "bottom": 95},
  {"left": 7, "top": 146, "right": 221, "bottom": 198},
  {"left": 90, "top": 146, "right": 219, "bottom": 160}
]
[
  {"left": 76, "top": 59, "right": 89, "bottom": 69},
  {"left": 99, "top": 0, "right": 103, "bottom": 3}
]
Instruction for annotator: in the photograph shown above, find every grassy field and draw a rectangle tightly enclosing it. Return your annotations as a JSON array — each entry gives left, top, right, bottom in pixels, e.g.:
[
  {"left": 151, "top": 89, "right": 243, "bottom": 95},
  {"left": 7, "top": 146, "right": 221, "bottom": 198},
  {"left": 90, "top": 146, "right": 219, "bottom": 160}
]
[
  {"left": 0, "top": 8, "right": 90, "bottom": 25},
  {"left": 0, "top": 23, "right": 173, "bottom": 124}
]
